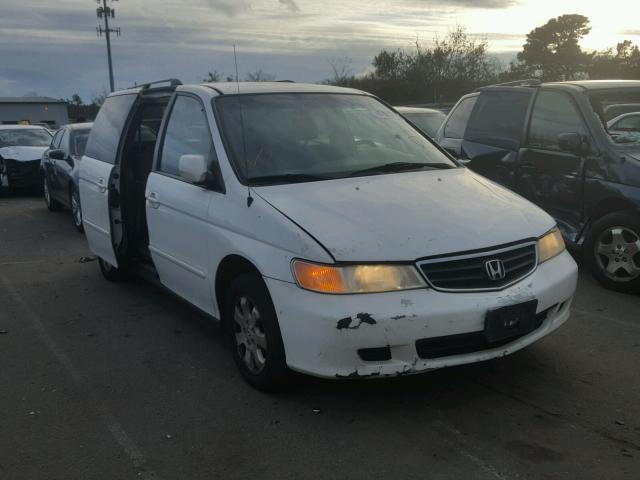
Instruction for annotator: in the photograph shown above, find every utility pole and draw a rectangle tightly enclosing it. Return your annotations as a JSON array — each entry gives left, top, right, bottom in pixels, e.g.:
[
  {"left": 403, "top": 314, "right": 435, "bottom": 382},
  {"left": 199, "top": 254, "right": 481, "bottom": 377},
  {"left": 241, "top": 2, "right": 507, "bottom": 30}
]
[{"left": 96, "top": 0, "right": 120, "bottom": 92}]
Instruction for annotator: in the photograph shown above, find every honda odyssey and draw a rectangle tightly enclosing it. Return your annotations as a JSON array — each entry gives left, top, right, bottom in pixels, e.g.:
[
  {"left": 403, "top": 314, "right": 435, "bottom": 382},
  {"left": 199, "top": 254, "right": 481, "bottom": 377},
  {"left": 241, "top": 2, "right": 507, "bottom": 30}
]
[{"left": 79, "top": 80, "right": 577, "bottom": 389}]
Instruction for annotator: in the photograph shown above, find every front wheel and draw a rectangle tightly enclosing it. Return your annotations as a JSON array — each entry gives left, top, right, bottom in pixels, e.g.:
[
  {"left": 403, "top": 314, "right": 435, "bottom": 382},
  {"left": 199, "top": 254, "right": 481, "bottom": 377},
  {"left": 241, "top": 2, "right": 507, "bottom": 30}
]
[
  {"left": 225, "top": 272, "right": 288, "bottom": 390},
  {"left": 70, "top": 186, "right": 84, "bottom": 233},
  {"left": 585, "top": 211, "right": 640, "bottom": 294},
  {"left": 98, "top": 257, "right": 127, "bottom": 282},
  {"left": 44, "top": 178, "right": 62, "bottom": 211}
]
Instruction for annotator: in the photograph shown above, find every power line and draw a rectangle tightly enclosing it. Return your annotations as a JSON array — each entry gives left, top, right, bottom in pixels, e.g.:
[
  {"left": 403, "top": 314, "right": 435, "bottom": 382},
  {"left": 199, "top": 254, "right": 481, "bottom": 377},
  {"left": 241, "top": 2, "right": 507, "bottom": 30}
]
[{"left": 96, "top": 0, "right": 121, "bottom": 92}]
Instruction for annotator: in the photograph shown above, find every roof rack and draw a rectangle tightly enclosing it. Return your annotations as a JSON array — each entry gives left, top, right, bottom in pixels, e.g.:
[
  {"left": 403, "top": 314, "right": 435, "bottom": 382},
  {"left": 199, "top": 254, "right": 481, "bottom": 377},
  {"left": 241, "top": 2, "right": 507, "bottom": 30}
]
[
  {"left": 475, "top": 78, "right": 541, "bottom": 91},
  {"left": 128, "top": 78, "right": 183, "bottom": 90}
]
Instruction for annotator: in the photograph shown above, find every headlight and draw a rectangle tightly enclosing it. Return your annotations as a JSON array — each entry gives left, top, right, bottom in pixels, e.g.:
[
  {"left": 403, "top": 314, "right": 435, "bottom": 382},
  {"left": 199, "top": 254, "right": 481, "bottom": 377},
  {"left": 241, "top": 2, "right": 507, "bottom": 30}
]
[
  {"left": 537, "top": 228, "right": 565, "bottom": 264},
  {"left": 292, "top": 260, "right": 427, "bottom": 294}
]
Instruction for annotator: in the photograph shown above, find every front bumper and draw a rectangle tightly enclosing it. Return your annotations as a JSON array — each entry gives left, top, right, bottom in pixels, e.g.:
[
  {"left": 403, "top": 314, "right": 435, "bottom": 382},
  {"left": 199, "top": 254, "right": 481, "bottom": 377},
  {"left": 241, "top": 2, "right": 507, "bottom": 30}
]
[
  {"left": 1, "top": 159, "right": 42, "bottom": 188},
  {"left": 265, "top": 250, "right": 578, "bottom": 378}
]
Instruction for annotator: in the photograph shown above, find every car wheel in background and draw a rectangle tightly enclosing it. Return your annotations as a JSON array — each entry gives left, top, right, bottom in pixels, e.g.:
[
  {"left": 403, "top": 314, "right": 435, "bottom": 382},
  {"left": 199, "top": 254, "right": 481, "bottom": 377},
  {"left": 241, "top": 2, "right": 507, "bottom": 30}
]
[
  {"left": 225, "top": 272, "right": 288, "bottom": 390},
  {"left": 98, "top": 257, "right": 127, "bottom": 282},
  {"left": 70, "top": 186, "right": 84, "bottom": 233},
  {"left": 585, "top": 211, "right": 640, "bottom": 294},
  {"left": 44, "top": 179, "right": 62, "bottom": 211}
]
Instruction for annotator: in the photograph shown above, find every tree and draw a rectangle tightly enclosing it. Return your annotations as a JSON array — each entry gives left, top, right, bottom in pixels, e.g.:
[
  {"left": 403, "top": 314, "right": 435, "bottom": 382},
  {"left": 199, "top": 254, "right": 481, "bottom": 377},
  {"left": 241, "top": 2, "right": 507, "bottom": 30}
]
[
  {"left": 587, "top": 40, "right": 640, "bottom": 79},
  {"left": 327, "top": 57, "right": 353, "bottom": 85},
  {"left": 517, "top": 14, "right": 591, "bottom": 80},
  {"left": 372, "top": 50, "right": 408, "bottom": 81},
  {"left": 203, "top": 70, "right": 223, "bottom": 82},
  {"left": 90, "top": 89, "right": 109, "bottom": 107},
  {"left": 245, "top": 69, "right": 276, "bottom": 82},
  {"left": 69, "top": 94, "right": 83, "bottom": 106},
  {"left": 327, "top": 27, "right": 499, "bottom": 103}
]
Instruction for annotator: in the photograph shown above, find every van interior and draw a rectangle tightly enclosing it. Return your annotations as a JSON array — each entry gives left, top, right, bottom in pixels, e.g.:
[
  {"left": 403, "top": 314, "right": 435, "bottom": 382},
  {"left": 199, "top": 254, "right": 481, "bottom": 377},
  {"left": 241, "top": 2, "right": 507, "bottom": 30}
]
[{"left": 111, "top": 91, "right": 172, "bottom": 269}]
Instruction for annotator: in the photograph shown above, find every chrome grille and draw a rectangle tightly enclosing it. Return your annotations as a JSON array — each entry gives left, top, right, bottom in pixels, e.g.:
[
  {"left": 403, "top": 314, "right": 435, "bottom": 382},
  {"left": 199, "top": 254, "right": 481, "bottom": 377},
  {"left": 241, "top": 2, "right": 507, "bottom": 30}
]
[{"left": 417, "top": 242, "right": 537, "bottom": 292}]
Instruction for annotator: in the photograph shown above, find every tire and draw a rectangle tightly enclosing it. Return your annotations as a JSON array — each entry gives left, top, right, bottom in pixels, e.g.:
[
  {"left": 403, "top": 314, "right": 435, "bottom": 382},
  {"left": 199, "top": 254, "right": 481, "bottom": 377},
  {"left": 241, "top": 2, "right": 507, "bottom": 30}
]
[
  {"left": 225, "top": 272, "right": 288, "bottom": 390},
  {"left": 98, "top": 257, "right": 127, "bottom": 282},
  {"left": 44, "top": 178, "right": 62, "bottom": 211},
  {"left": 584, "top": 211, "right": 640, "bottom": 294},
  {"left": 70, "top": 185, "right": 84, "bottom": 233}
]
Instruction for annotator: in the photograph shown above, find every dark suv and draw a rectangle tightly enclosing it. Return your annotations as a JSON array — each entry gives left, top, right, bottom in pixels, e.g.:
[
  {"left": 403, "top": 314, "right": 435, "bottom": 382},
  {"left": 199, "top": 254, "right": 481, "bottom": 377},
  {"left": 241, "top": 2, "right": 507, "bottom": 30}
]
[{"left": 436, "top": 80, "right": 640, "bottom": 293}]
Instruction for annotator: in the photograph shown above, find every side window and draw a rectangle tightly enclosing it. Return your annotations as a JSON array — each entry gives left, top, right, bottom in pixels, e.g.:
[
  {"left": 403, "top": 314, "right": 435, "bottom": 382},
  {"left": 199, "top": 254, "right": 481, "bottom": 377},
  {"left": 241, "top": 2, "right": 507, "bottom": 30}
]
[
  {"left": 59, "top": 129, "right": 70, "bottom": 153},
  {"left": 85, "top": 94, "right": 137, "bottom": 164},
  {"left": 159, "top": 95, "right": 216, "bottom": 181},
  {"left": 71, "top": 130, "right": 90, "bottom": 157},
  {"left": 443, "top": 96, "right": 477, "bottom": 139},
  {"left": 51, "top": 129, "right": 63, "bottom": 148},
  {"left": 465, "top": 91, "right": 532, "bottom": 149},
  {"left": 528, "top": 90, "right": 587, "bottom": 150},
  {"left": 615, "top": 115, "right": 640, "bottom": 131}
]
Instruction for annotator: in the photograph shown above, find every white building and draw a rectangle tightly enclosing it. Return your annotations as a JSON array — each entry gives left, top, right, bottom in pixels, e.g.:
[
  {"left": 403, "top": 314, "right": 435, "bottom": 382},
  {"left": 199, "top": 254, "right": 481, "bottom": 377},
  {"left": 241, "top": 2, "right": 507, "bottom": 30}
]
[{"left": 0, "top": 97, "right": 69, "bottom": 129}]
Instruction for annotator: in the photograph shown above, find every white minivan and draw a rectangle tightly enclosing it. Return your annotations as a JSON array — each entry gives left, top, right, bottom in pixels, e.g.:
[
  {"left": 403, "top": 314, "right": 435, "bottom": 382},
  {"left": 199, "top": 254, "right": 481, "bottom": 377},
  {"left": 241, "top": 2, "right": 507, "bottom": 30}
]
[{"left": 79, "top": 80, "right": 578, "bottom": 389}]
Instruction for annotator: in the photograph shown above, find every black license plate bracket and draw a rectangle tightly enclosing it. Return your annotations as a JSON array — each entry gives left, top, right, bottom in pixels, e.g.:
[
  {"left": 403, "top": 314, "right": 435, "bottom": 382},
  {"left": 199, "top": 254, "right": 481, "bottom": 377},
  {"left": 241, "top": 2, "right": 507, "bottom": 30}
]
[{"left": 484, "top": 299, "right": 538, "bottom": 343}]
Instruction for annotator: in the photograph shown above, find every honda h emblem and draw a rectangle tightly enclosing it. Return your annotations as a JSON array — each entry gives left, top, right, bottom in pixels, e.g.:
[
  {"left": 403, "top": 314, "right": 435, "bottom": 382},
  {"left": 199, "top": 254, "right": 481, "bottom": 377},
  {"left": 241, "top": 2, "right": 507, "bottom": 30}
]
[{"left": 484, "top": 259, "right": 506, "bottom": 281}]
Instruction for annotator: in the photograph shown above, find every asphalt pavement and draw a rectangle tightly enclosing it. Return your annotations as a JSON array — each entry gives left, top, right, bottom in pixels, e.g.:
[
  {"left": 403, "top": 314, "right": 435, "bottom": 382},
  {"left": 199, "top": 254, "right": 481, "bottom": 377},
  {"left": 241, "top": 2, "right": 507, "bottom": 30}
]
[{"left": 1, "top": 194, "right": 639, "bottom": 479}]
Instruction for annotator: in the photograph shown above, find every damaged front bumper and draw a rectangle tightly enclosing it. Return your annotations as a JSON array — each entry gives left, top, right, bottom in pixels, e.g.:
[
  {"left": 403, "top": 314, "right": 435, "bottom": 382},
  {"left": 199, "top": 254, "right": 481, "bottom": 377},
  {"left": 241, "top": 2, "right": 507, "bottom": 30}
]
[
  {"left": 0, "top": 158, "right": 42, "bottom": 188},
  {"left": 265, "top": 250, "right": 578, "bottom": 379}
]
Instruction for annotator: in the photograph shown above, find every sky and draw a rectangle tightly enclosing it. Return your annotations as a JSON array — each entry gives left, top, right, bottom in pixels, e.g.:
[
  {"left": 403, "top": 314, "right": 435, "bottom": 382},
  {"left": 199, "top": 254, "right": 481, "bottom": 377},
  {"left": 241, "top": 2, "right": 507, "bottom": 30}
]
[{"left": 1, "top": 0, "right": 639, "bottom": 101}]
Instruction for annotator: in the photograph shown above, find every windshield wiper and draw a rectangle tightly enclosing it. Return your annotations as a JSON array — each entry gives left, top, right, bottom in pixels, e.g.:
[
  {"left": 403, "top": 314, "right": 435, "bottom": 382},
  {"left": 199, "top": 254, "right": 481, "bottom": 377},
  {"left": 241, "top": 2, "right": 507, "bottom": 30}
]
[
  {"left": 347, "top": 161, "right": 455, "bottom": 177},
  {"left": 248, "top": 173, "right": 332, "bottom": 185}
]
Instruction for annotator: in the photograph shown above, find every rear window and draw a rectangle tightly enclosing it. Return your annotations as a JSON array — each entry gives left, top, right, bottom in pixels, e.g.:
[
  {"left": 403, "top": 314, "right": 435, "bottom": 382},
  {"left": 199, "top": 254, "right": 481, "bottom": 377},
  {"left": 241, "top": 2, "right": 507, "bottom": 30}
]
[
  {"left": 85, "top": 94, "right": 136, "bottom": 164},
  {"left": 443, "top": 96, "right": 477, "bottom": 139},
  {"left": 465, "top": 90, "right": 532, "bottom": 150}
]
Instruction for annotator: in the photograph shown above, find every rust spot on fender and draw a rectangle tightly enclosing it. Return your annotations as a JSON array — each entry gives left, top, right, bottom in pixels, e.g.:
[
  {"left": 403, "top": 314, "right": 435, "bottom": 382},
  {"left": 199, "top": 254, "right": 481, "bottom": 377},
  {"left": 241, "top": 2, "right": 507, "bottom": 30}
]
[{"left": 336, "top": 313, "right": 376, "bottom": 330}]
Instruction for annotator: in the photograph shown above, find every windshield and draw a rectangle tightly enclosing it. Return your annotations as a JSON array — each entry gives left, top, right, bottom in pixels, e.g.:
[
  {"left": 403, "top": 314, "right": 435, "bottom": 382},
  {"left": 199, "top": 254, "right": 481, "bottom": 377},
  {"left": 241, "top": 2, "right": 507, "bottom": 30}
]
[
  {"left": 404, "top": 112, "right": 446, "bottom": 137},
  {"left": 588, "top": 89, "right": 640, "bottom": 144},
  {"left": 215, "top": 93, "right": 456, "bottom": 185},
  {"left": 0, "top": 128, "right": 52, "bottom": 148}
]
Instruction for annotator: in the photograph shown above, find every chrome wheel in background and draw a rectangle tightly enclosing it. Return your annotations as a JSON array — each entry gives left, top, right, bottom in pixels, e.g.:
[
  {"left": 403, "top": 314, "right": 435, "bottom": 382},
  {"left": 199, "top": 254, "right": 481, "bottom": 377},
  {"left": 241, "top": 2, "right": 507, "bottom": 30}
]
[
  {"left": 71, "top": 187, "right": 83, "bottom": 232},
  {"left": 595, "top": 226, "right": 640, "bottom": 282},
  {"left": 44, "top": 179, "right": 62, "bottom": 211}
]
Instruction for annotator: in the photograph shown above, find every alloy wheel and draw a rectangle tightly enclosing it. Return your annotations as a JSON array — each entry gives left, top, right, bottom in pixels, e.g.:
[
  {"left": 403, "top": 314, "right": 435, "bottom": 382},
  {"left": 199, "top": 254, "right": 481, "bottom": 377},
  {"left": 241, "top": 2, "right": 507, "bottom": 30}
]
[
  {"left": 595, "top": 226, "right": 640, "bottom": 282},
  {"left": 71, "top": 190, "right": 82, "bottom": 227},
  {"left": 44, "top": 181, "right": 51, "bottom": 207},
  {"left": 232, "top": 296, "right": 268, "bottom": 374}
]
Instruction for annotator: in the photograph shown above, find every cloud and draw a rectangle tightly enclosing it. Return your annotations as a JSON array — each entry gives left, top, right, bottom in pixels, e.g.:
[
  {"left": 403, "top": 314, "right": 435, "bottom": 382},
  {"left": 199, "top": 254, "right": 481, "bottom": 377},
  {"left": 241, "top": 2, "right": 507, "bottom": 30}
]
[
  {"left": 203, "top": 0, "right": 251, "bottom": 17},
  {"left": 620, "top": 29, "right": 640, "bottom": 36},
  {"left": 410, "top": 0, "right": 519, "bottom": 8},
  {"left": 279, "top": 0, "right": 300, "bottom": 12}
]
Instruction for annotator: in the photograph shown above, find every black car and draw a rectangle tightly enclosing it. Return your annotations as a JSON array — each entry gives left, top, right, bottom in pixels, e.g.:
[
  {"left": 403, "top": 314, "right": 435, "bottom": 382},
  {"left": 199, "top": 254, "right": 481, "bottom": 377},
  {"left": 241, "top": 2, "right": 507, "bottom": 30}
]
[
  {"left": 42, "top": 122, "right": 93, "bottom": 232},
  {"left": 436, "top": 80, "right": 640, "bottom": 293}
]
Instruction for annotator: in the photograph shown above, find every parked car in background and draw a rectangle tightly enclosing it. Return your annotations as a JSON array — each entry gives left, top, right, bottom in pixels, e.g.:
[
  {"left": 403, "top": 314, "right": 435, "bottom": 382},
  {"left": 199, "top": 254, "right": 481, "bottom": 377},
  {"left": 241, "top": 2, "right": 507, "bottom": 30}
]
[
  {"left": 42, "top": 122, "right": 92, "bottom": 231},
  {"left": 436, "top": 80, "right": 640, "bottom": 293},
  {"left": 0, "top": 125, "right": 52, "bottom": 192},
  {"left": 394, "top": 106, "right": 446, "bottom": 137},
  {"left": 79, "top": 80, "right": 576, "bottom": 389}
]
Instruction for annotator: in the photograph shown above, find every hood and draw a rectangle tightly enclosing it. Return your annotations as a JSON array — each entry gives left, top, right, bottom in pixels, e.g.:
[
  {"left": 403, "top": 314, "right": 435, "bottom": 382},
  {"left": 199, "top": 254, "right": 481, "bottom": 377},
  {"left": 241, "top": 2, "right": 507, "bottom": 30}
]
[
  {"left": 0, "top": 146, "right": 48, "bottom": 162},
  {"left": 255, "top": 168, "right": 555, "bottom": 262}
]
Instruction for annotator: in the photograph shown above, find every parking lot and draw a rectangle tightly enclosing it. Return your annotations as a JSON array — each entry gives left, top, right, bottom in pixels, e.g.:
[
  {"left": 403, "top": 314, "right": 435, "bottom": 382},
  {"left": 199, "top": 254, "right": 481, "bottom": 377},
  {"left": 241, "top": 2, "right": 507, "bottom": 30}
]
[{"left": 0, "top": 194, "right": 639, "bottom": 479}]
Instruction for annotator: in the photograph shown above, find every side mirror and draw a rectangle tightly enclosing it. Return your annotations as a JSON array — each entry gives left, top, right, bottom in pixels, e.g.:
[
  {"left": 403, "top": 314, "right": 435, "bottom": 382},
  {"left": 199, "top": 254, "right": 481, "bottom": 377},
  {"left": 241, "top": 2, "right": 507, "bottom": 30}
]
[
  {"left": 49, "top": 149, "right": 66, "bottom": 160},
  {"left": 178, "top": 154, "right": 209, "bottom": 184},
  {"left": 558, "top": 133, "right": 588, "bottom": 155}
]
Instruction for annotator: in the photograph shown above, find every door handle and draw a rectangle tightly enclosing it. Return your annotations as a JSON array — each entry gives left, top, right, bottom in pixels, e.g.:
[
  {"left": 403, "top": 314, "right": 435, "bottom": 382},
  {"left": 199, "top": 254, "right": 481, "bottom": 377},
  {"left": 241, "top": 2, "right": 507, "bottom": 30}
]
[
  {"left": 97, "top": 178, "right": 107, "bottom": 193},
  {"left": 147, "top": 192, "right": 160, "bottom": 209}
]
